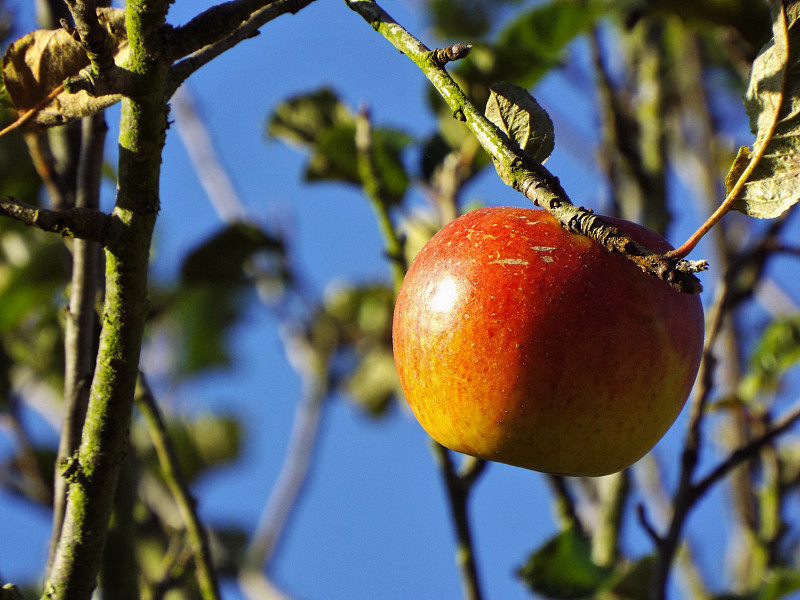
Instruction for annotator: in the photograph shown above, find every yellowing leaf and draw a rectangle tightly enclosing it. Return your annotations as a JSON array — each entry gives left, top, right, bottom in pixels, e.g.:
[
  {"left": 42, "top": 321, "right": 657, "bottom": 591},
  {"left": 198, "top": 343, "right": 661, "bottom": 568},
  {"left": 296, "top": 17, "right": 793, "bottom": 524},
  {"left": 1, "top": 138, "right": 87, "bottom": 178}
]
[
  {"left": 1, "top": 8, "right": 127, "bottom": 129},
  {"left": 731, "top": 1, "right": 800, "bottom": 218}
]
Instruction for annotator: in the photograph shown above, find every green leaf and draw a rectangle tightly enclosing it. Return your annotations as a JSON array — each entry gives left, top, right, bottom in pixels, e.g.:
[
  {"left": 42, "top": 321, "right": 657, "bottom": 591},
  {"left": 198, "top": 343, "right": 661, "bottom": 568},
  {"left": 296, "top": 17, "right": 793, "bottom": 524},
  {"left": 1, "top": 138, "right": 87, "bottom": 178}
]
[
  {"left": 485, "top": 82, "right": 554, "bottom": 162},
  {"left": 739, "top": 313, "right": 800, "bottom": 402},
  {"left": 517, "top": 526, "right": 613, "bottom": 599},
  {"left": 180, "top": 221, "right": 284, "bottom": 288},
  {"left": 132, "top": 413, "right": 242, "bottom": 483},
  {"left": 324, "top": 283, "right": 394, "bottom": 345},
  {"left": 170, "top": 286, "right": 241, "bottom": 374},
  {"left": 173, "top": 221, "right": 288, "bottom": 374},
  {"left": 754, "top": 567, "right": 800, "bottom": 600},
  {"left": 268, "top": 88, "right": 411, "bottom": 202},
  {"left": 732, "top": 1, "right": 800, "bottom": 218},
  {"left": 599, "top": 555, "right": 656, "bottom": 600},
  {"left": 425, "top": 0, "right": 524, "bottom": 39},
  {"left": 266, "top": 88, "right": 352, "bottom": 147},
  {"left": 0, "top": 232, "right": 71, "bottom": 332},
  {"left": 469, "top": 0, "right": 604, "bottom": 90},
  {"left": 343, "top": 349, "right": 400, "bottom": 417},
  {"left": 0, "top": 109, "right": 41, "bottom": 203}
]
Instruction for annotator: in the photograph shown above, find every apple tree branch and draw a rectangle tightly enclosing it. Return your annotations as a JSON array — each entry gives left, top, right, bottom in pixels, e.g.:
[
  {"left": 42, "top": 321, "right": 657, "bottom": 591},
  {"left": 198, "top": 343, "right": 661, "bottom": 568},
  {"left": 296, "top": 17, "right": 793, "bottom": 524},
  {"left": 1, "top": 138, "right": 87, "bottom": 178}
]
[{"left": 344, "top": 0, "right": 707, "bottom": 294}]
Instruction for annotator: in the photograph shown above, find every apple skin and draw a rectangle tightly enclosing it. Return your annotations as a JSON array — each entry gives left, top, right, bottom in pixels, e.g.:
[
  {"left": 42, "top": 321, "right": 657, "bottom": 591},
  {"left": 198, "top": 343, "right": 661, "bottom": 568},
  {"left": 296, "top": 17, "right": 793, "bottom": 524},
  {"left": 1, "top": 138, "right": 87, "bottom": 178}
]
[{"left": 392, "top": 206, "right": 704, "bottom": 477}]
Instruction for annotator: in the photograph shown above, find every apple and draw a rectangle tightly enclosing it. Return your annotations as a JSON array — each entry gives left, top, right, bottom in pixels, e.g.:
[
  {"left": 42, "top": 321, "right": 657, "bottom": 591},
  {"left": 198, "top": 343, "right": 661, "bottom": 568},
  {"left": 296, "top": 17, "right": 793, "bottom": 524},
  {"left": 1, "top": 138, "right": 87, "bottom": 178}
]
[{"left": 392, "top": 206, "right": 704, "bottom": 477}]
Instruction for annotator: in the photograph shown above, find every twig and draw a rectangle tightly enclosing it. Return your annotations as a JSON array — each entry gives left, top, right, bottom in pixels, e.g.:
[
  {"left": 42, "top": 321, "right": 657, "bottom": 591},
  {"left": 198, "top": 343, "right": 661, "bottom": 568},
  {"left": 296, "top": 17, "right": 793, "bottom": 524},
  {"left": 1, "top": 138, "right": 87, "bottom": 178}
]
[
  {"left": 545, "top": 475, "right": 584, "bottom": 534},
  {"left": 171, "top": 88, "right": 249, "bottom": 223},
  {"left": 354, "top": 107, "right": 407, "bottom": 290},
  {"left": 344, "top": 0, "right": 706, "bottom": 293},
  {"left": 167, "top": 0, "right": 319, "bottom": 94},
  {"left": 50, "top": 112, "right": 107, "bottom": 570},
  {"left": 171, "top": 85, "right": 307, "bottom": 600},
  {"left": 241, "top": 379, "right": 326, "bottom": 574},
  {"left": 0, "top": 197, "right": 111, "bottom": 242},
  {"left": 431, "top": 443, "right": 486, "bottom": 600},
  {"left": 591, "top": 470, "right": 630, "bottom": 567},
  {"left": 693, "top": 402, "right": 800, "bottom": 501},
  {"left": 135, "top": 374, "right": 222, "bottom": 600},
  {"left": 648, "top": 281, "right": 726, "bottom": 600},
  {"left": 0, "top": 85, "right": 64, "bottom": 140},
  {"left": 43, "top": 1, "right": 172, "bottom": 597},
  {"left": 430, "top": 43, "right": 472, "bottom": 66}
]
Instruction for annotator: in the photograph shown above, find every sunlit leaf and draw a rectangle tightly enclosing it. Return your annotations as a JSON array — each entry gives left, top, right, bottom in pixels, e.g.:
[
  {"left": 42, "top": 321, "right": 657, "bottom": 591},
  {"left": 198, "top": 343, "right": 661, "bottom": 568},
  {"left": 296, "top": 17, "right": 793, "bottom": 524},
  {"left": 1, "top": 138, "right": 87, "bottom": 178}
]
[
  {"left": 266, "top": 87, "right": 352, "bottom": 147},
  {"left": 485, "top": 82, "right": 554, "bottom": 162},
  {"left": 269, "top": 88, "right": 411, "bottom": 203},
  {"left": 517, "top": 526, "right": 613, "bottom": 599},
  {"left": 1, "top": 8, "right": 128, "bottom": 129},
  {"left": 344, "top": 349, "right": 400, "bottom": 417},
  {"left": 450, "top": 0, "right": 604, "bottom": 101},
  {"left": 739, "top": 313, "right": 800, "bottom": 402},
  {"left": 324, "top": 283, "right": 394, "bottom": 345},
  {"left": 730, "top": 1, "right": 800, "bottom": 218},
  {"left": 132, "top": 413, "right": 242, "bottom": 483}
]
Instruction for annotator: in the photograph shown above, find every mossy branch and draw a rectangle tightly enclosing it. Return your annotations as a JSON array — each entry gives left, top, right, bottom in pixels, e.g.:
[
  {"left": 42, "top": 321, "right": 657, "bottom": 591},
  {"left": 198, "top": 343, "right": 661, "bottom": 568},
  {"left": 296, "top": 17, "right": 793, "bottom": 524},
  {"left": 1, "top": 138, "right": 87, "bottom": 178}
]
[
  {"left": 42, "top": 0, "right": 172, "bottom": 598},
  {"left": 344, "top": 0, "right": 706, "bottom": 294},
  {"left": 0, "top": 197, "right": 111, "bottom": 242},
  {"left": 61, "top": 1, "right": 141, "bottom": 98}
]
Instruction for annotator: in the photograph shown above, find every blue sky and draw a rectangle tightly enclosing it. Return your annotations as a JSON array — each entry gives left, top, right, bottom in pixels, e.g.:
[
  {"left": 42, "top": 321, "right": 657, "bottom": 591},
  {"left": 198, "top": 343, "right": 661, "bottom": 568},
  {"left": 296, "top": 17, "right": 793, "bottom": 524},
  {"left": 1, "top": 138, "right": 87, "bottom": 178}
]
[{"left": 0, "top": 1, "right": 775, "bottom": 599}]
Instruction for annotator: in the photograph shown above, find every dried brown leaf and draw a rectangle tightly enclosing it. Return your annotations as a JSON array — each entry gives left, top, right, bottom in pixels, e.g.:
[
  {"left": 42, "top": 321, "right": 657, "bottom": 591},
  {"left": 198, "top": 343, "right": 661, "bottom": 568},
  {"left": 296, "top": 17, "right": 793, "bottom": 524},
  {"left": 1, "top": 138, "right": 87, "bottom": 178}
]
[{"left": 1, "top": 8, "right": 127, "bottom": 129}]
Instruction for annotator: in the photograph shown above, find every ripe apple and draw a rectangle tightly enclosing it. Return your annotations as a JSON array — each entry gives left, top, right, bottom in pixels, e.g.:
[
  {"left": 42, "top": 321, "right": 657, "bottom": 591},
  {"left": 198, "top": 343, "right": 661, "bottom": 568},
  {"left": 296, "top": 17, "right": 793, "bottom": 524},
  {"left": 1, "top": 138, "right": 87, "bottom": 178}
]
[{"left": 392, "top": 206, "right": 704, "bottom": 477}]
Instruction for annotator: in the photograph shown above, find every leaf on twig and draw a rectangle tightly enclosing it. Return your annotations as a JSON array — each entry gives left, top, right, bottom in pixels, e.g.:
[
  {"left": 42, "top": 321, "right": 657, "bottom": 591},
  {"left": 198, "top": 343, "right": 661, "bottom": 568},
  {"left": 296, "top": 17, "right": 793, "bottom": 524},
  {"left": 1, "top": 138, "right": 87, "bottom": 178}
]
[
  {"left": 739, "top": 312, "right": 800, "bottom": 403},
  {"left": 517, "top": 526, "right": 612, "bottom": 599},
  {"left": 728, "top": 1, "right": 800, "bottom": 219},
  {"left": 1, "top": 8, "right": 127, "bottom": 129},
  {"left": 485, "top": 82, "right": 554, "bottom": 162},
  {"left": 267, "top": 88, "right": 412, "bottom": 204}
]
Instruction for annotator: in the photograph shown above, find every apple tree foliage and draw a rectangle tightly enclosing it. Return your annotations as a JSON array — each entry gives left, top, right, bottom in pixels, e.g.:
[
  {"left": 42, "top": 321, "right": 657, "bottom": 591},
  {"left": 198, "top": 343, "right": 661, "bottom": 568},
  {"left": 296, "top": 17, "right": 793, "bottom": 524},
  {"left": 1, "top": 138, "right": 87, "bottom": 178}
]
[{"left": 0, "top": 0, "right": 800, "bottom": 599}]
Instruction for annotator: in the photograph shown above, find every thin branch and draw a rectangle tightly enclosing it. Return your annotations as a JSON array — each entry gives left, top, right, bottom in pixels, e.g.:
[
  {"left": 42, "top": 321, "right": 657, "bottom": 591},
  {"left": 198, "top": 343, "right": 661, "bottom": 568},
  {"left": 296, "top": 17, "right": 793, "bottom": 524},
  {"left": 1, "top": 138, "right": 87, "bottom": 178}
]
[
  {"left": 50, "top": 112, "right": 107, "bottom": 570},
  {"left": 692, "top": 401, "right": 800, "bottom": 501},
  {"left": 344, "top": 0, "right": 706, "bottom": 294},
  {"left": 354, "top": 107, "right": 407, "bottom": 290},
  {"left": 166, "top": 0, "right": 276, "bottom": 60},
  {"left": 431, "top": 442, "right": 485, "bottom": 600},
  {"left": 647, "top": 282, "right": 726, "bottom": 600},
  {"left": 63, "top": 0, "right": 115, "bottom": 75},
  {"left": 545, "top": 475, "right": 584, "bottom": 534},
  {"left": 0, "top": 197, "right": 110, "bottom": 242},
  {"left": 171, "top": 87, "right": 248, "bottom": 223},
  {"left": 172, "top": 86, "right": 305, "bottom": 600},
  {"left": 135, "top": 375, "right": 222, "bottom": 600},
  {"left": 43, "top": 0, "right": 172, "bottom": 596},
  {"left": 167, "top": 0, "right": 318, "bottom": 95},
  {"left": 0, "top": 85, "right": 64, "bottom": 141},
  {"left": 241, "top": 379, "right": 326, "bottom": 574}
]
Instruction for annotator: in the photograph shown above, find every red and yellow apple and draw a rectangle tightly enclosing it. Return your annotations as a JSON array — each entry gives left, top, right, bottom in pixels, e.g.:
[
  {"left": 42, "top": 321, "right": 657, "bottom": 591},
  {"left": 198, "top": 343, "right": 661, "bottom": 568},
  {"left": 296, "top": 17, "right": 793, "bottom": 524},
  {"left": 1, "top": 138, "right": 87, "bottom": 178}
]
[{"left": 392, "top": 206, "right": 704, "bottom": 476}]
